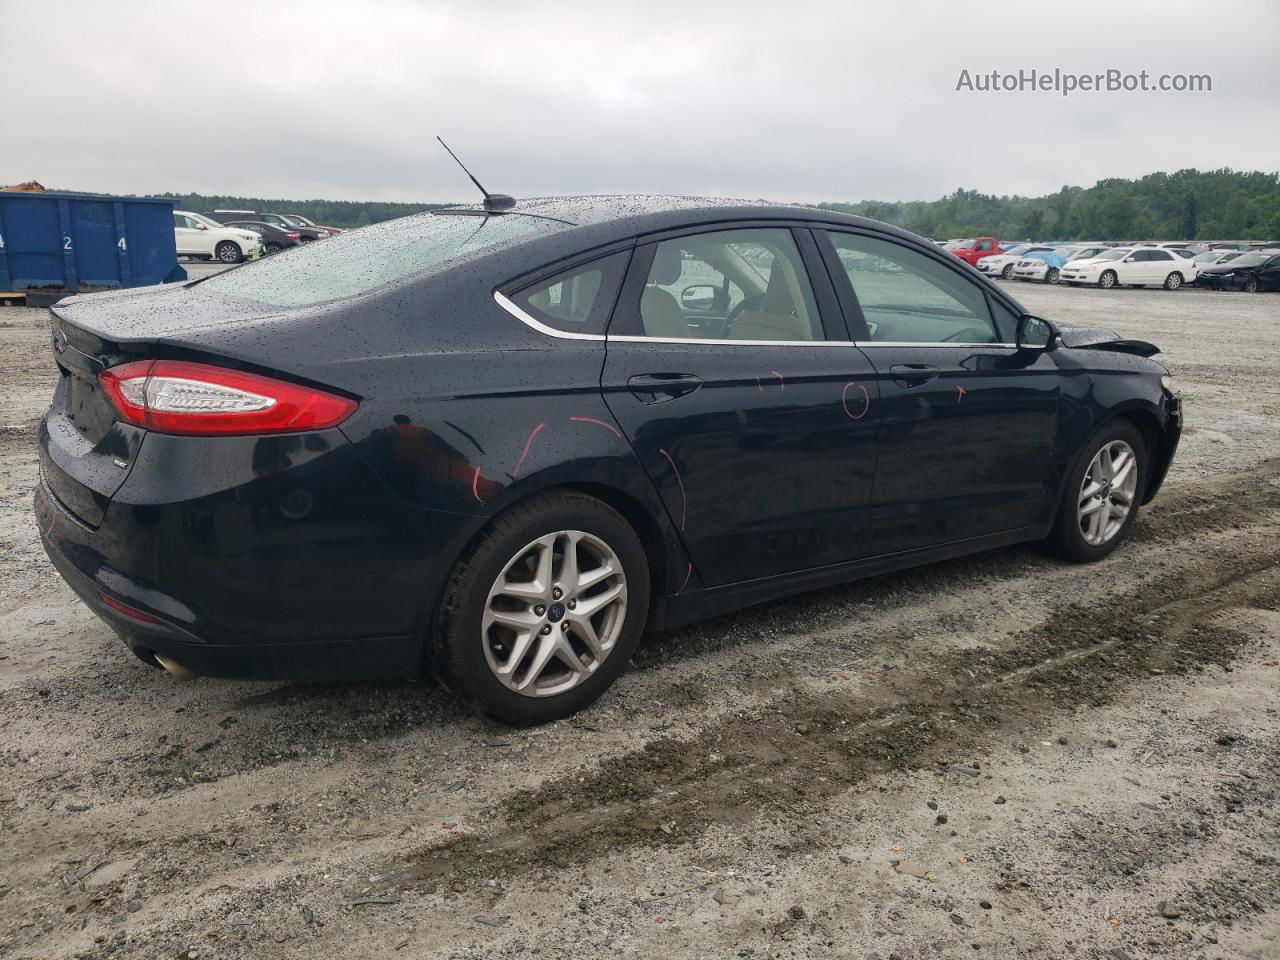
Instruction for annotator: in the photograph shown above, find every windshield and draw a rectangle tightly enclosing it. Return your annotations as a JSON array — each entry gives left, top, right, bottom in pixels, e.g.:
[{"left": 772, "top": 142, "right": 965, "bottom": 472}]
[
  {"left": 201, "top": 211, "right": 566, "bottom": 307},
  {"left": 1093, "top": 249, "right": 1130, "bottom": 262},
  {"left": 282, "top": 215, "right": 310, "bottom": 226},
  {"left": 188, "top": 212, "right": 225, "bottom": 229},
  {"left": 1003, "top": 244, "right": 1033, "bottom": 257},
  {"left": 1227, "top": 254, "right": 1266, "bottom": 267}
]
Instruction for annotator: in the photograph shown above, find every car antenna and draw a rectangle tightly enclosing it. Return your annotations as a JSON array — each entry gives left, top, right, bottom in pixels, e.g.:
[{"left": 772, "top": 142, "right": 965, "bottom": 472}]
[{"left": 436, "top": 136, "right": 516, "bottom": 212}]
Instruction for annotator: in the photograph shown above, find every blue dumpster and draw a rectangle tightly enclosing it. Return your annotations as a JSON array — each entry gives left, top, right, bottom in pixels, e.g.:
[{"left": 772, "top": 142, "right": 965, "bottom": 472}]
[{"left": 0, "top": 190, "right": 186, "bottom": 296}]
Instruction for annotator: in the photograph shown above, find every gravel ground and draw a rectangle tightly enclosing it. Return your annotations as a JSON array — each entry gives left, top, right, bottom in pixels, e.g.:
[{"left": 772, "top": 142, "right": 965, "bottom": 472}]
[{"left": 1, "top": 281, "right": 1278, "bottom": 960}]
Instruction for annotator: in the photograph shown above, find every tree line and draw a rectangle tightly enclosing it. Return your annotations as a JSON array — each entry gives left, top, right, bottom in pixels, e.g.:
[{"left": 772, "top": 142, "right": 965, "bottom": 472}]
[
  {"left": 819, "top": 169, "right": 1280, "bottom": 241},
  {"left": 149, "top": 168, "right": 1280, "bottom": 239},
  {"left": 152, "top": 192, "right": 449, "bottom": 228}
]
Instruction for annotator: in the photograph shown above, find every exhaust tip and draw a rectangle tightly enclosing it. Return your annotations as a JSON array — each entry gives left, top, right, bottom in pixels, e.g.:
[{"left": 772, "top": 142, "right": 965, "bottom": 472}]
[{"left": 153, "top": 654, "right": 199, "bottom": 682}]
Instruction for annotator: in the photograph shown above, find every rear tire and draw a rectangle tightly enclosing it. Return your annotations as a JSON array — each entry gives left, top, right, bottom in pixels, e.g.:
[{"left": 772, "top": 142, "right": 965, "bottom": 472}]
[
  {"left": 1045, "top": 421, "right": 1146, "bottom": 563},
  {"left": 215, "top": 241, "right": 242, "bottom": 264},
  {"left": 1098, "top": 270, "right": 1118, "bottom": 289},
  {"left": 265, "top": 242, "right": 282, "bottom": 254},
  {"left": 1163, "top": 272, "right": 1183, "bottom": 290},
  {"left": 431, "top": 492, "right": 651, "bottom": 725}
]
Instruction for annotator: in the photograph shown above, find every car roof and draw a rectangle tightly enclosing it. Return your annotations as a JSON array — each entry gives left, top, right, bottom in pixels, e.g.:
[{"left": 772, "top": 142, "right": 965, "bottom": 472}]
[{"left": 434, "top": 194, "right": 880, "bottom": 234}]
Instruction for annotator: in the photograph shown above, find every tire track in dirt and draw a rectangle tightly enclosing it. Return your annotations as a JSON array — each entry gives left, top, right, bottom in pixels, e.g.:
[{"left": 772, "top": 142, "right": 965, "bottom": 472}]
[{"left": 378, "top": 538, "right": 1280, "bottom": 894}]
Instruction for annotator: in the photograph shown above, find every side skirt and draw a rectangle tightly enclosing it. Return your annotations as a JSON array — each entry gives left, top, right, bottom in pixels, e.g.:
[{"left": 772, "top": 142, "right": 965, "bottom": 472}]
[{"left": 650, "top": 524, "right": 1050, "bottom": 632}]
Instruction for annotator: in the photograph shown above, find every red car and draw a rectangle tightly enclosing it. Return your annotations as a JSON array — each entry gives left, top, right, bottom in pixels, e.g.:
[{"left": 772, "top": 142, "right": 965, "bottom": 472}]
[{"left": 949, "top": 236, "right": 1000, "bottom": 267}]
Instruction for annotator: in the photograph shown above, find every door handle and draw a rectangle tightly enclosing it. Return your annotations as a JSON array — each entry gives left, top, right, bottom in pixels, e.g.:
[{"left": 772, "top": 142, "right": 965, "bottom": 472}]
[
  {"left": 627, "top": 373, "right": 702, "bottom": 404},
  {"left": 890, "top": 363, "right": 939, "bottom": 388}
]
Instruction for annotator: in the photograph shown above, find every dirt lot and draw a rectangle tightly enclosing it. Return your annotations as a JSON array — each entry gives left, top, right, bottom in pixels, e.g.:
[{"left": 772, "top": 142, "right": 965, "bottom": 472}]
[{"left": 1, "top": 281, "right": 1279, "bottom": 960}]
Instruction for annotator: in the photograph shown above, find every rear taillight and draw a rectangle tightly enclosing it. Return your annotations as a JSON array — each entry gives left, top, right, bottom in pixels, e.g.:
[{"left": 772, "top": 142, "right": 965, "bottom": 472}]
[
  {"left": 287, "top": 232, "right": 300, "bottom": 241},
  {"left": 99, "top": 360, "right": 357, "bottom": 436}
]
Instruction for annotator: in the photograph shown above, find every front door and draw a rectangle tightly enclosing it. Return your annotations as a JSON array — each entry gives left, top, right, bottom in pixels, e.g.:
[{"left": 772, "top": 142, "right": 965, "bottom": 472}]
[
  {"left": 601, "top": 226, "right": 881, "bottom": 587},
  {"left": 818, "top": 229, "right": 1060, "bottom": 554}
]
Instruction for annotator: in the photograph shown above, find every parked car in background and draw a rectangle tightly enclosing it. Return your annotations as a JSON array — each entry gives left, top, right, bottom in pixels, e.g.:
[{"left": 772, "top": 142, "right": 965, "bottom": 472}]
[
  {"left": 173, "top": 211, "right": 263, "bottom": 264},
  {"left": 948, "top": 236, "right": 1000, "bottom": 267},
  {"left": 1013, "top": 245, "right": 1111, "bottom": 283},
  {"left": 1195, "top": 252, "right": 1280, "bottom": 292},
  {"left": 1192, "top": 250, "right": 1244, "bottom": 269},
  {"left": 222, "top": 220, "right": 302, "bottom": 254},
  {"left": 977, "top": 244, "right": 1050, "bottom": 279},
  {"left": 280, "top": 214, "right": 343, "bottom": 236},
  {"left": 1059, "top": 247, "right": 1196, "bottom": 289},
  {"left": 34, "top": 196, "right": 1182, "bottom": 724},
  {"left": 207, "top": 211, "right": 329, "bottom": 243}
]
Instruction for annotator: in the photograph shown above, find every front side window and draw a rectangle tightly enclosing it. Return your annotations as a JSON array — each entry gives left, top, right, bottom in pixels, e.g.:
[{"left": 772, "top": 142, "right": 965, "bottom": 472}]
[
  {"left": 827, "top": 233, "right": 1000, "bottom": 344},
  {"left": 510, "top": 251, "right": 630, "bottom": 336},
  {"left": 634, "top": 228, "right": 822, "bottom": 341}
]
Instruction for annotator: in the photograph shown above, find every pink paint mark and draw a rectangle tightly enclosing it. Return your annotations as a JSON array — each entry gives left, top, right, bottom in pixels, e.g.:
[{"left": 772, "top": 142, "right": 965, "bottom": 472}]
[
  {"left": 955, "top": 384, "right": 967, "bottom": 401},
  {"left": 841, "top": 381, "right": 871, "bottom": 420},
  {"left": 470, "top": 466, "right": 485, "bottom": 505},
  {"left": 677, "top": 562, "right": 693, "bottom": 594},
  {"left": 512, "top": 421, "right": 546, "bottom": 478},
  {"left": 658, "top": 447, "right": 687, "bottom": 530},
  {"left": 569, "top": 415, "right": 623, "bottom": 439},
  {"left": 771, "top": 369, "right": 785, "bottom": 390}
]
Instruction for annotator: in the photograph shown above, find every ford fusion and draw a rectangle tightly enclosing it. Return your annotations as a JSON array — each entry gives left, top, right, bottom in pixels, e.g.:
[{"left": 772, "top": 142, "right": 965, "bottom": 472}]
[{"left": 35, "top": 197, "right": 1182, "bottom": 725}]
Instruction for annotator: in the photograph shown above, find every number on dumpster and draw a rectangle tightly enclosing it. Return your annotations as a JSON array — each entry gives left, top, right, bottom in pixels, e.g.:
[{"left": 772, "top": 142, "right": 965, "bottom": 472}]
[
  {"left": 0, "top": 232, "right": 5, "bottom": 249},
  {"left": 117, "top": 237, "right": 127, "bottom": 252},
  {"left": 63, "top": 236, "right": 73, "bottom": 250}
]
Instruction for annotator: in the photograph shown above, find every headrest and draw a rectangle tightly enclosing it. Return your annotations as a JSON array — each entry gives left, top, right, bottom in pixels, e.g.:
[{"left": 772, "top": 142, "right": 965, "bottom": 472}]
[{"left": 649, "top": 244, "right": 683, "bottom": 286}]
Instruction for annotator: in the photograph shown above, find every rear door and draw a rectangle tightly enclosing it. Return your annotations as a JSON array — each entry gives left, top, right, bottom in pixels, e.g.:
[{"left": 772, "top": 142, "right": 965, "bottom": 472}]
[
  {"left": 817, "top": 228, "right": 1061, "bottom": 554},
  {"left": 601, "top": 225, "right": 881, "bottom": 587}
]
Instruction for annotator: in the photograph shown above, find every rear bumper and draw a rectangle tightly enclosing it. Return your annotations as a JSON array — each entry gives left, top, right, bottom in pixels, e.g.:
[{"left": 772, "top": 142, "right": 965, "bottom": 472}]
[
  {"left": 35, "top": 492, "right": 420, "bottom": 680},
  {"left": 34, "top": 427, "right": 477, "bottom": 682}
]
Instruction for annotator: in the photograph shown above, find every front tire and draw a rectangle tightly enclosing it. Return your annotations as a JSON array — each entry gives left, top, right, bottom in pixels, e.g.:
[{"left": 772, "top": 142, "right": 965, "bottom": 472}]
[
  {"left": 1163, "top": 272, "right": 1183, "bottom": 290},
  {"left": 1002, "top": 264, "right": 1014, "bottom": 279},
  {"left": 432, "top": 492, "right": 651, "bottom": 725},
  {"left": 215, "top": 241, "right": 243, "bottom": 264},
  {"left": 1045, "top": 267, "right": 1060, "bottom": 284},
  {"left": 1045, "top": 421, "right": 1146, "bottom": 563},
  {"left": 1098, "top": 270, "right": 1118, "bottom": 289},
  {"left": 1244, "top": 275, "right": 1258, "bottom": 293}
]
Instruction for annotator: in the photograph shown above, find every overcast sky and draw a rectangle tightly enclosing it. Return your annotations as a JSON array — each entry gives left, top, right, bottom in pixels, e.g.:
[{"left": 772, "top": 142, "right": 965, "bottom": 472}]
[{"left": 2, "top": 0, "right": 1277, "bottom": 204}]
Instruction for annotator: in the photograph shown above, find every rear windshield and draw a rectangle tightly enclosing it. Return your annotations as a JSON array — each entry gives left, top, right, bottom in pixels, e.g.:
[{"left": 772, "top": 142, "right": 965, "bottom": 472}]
[{"left": 201, "top": 212, "right": 566, "bottom": 307}]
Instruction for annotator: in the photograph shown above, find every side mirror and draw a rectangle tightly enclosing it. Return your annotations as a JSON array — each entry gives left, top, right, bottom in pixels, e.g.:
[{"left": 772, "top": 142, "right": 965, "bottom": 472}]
[
  {"left": 197, "top": 223, "right": 208, "bottom": 230},
  {"left": 1124, "top": 255, "right": 1136, "bottom": 262},
  {"left": 1016, "top": 314, "right": 1056, "bottom": 351},
  {"left": 680, "top": 284, "right": 718, "bottom": 310}
]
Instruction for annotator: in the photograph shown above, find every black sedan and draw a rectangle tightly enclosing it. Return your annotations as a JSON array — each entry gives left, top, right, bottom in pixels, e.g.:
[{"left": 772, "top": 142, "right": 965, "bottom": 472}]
[
  {"left": 222, "top": 220, "right": 302, "bottom": 254},
  {"left": 1195, "top": 252, "right": 1280, "bottom": 292},
  {"left": 35, "top": 197, "right": 1182, "bottom": 724}
]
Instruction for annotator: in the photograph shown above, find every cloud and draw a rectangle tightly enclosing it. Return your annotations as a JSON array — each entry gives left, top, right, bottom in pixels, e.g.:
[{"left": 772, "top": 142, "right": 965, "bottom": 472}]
[{"left": 2, "top": 0, "right": 1277, "bottom": 203}]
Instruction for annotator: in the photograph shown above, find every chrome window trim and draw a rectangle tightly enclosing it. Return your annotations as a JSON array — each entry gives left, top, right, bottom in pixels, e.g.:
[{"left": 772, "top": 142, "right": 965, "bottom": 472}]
[
  {"left": 495, "top": 290, "right": 1017, "bottom": 350},
  {"left": 493, "top": 290, "right": 606, "bottom": 342}
]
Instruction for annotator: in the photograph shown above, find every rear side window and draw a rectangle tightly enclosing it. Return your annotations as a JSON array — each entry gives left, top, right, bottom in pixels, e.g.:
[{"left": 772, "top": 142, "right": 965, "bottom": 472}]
[
  {"left": 202, "top": 212, "right": 566, "bottom": 307},
  {"left": 509, "top": 251, "right": 631, "bottom": 336}
]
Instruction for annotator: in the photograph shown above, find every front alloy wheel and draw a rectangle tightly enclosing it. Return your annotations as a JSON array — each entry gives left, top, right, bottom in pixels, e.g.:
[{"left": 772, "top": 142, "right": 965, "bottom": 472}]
[
  {"left": 1098, "top": 270, "right": 1117, "bottom": 289},
  {"left": 1077, "top": 440, "right": 1138, "bottom": 546},
  {"left": 482, "top": 531, "right": 627, "bottom": 697}
]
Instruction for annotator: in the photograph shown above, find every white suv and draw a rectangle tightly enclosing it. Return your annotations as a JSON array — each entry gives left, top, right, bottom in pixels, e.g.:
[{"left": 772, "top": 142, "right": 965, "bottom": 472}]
[{"left": 173, "top": 211, "right": 263, "bottom": 264}]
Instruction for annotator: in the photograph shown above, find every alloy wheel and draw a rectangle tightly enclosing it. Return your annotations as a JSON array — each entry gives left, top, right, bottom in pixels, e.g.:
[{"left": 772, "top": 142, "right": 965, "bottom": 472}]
[
  {"left": 1077, "top": 440, "right": 1138, "bottom": 546},
  {"left": 481, "top": 530, "right": 628, "bottom": 698},
  {"left": 1100, "top": 271, "right": 1116, "bottom": 289}
]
